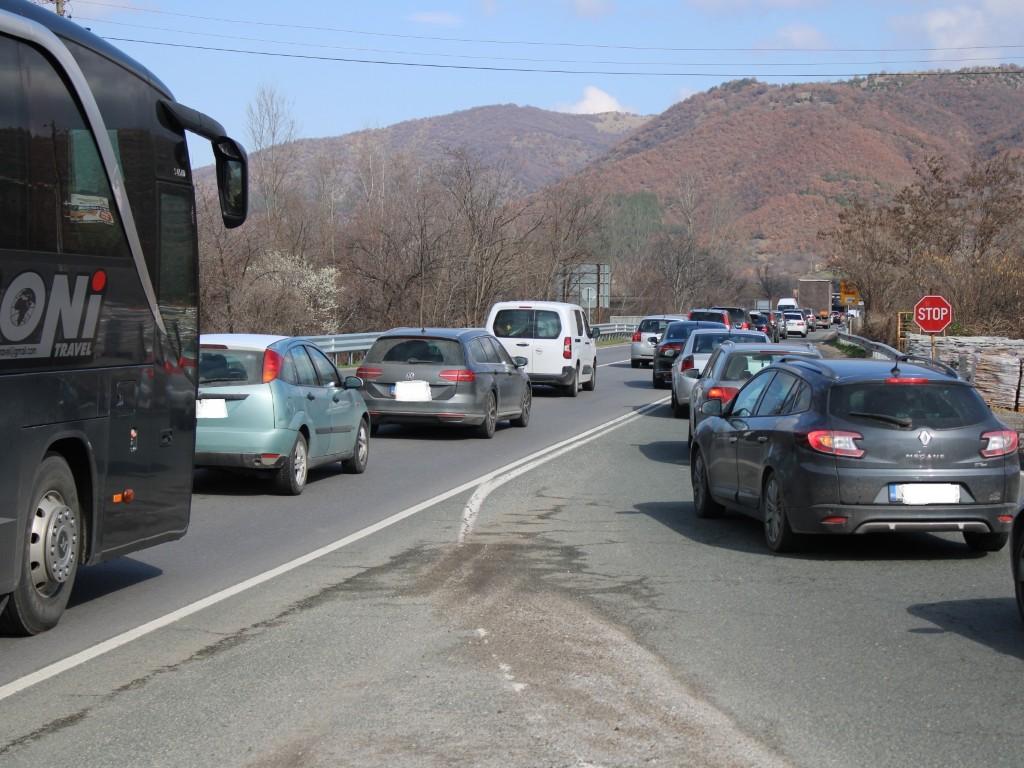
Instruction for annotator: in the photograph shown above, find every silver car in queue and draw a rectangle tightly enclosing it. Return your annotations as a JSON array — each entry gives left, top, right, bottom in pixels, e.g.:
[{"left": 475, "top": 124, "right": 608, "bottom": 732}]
[
  {"left": 357, "top": 328, "right": 532, "bottom": 439},
  {"left": 630, "top": 314, "right": 687, "bottom": 368},
  {"left": 671, "top": 329, "right": 770, "bottom": 417}
]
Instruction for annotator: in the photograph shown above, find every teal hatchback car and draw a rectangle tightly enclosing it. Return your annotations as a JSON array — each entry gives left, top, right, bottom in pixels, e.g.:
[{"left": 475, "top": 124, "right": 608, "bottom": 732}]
[{"left": 196, "top": 334, "right": 370, "bottom": 494}]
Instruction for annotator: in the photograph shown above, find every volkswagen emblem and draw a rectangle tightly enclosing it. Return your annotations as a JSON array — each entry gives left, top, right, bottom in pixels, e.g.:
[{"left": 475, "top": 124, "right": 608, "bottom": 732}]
[
  {"left": 406, "top": 372, "right": 416, "bottom": 380},
  {"left": 918, "top": 430, "right": 933, "bottom": 447}
]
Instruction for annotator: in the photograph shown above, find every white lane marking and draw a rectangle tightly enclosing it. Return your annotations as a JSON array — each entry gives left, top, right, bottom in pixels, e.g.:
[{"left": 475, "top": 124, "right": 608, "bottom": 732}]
[
  {"left": 458, "top": 397, "right": 669, "bottom": 543},
  {"left": 598, "top": 358, "right": 629, "bottom": 367},
  {"left": 0, "top": 395, "right": 669, "bottom": 704}
]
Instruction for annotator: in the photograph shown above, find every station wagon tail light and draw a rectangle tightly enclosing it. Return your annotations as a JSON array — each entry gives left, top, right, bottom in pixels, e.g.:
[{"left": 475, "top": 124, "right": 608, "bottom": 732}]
[
  {"left": 886, "top": 377, "right": 929, "bottom": 385},
  {"left": 707, "top": 386, "right": 739, "bottom": 402},
  {"left": 563, "top": 337, "right": 572, "bottom": 360},
  {"left": 661, "top": 342, "right": 682, "bottom": 357},
  {"left": 632, "top": 330, "right": 642, "bottom": 342},
  {"left": 262, "top": 349, "right": 283, "bottom": 383},
  {"left": 980, "top": 430, "right": 1018, "bottom": 458},
  {"left": 740, "top": 322, "right": 749, "bottom": 330},
  {"left": 806, "top": 430, "right": 864, "bottom": 458},
  {"left": 440, "top": 369, "right": 476, "bottom": 383},
  {"left": 679, "top": 355, "right": 694, "bottom": 371},
  {"left": 355, "top": 366, "right": 382, "bottom": 380}
]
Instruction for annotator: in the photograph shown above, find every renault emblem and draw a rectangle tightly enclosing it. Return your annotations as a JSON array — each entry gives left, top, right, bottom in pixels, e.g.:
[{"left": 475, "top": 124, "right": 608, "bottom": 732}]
[{"left": 918, "top": 430, "right": 933, "bottom": 447}]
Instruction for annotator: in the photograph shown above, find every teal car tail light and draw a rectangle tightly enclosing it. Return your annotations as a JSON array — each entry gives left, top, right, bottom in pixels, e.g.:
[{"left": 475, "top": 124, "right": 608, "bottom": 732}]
[{"left": 262, "top": 349, "right": 284, "bottom": 383}]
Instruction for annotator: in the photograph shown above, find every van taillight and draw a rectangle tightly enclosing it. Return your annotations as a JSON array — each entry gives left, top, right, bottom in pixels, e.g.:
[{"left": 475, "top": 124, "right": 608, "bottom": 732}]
[
  {"left": 680, "top": 355, "right": 694, "bottom": 371},
  {"left": 632, "top": 330, "right": 642, "bottom": 342},
  {"left": 262, "top": 349, "right": 283, "bottom": 383},
  {"left": 563, "top": 337, "right": 572, "bottom": 359},
  {"left": 356, "top": 366, "right": 382, "bottom": 379},
  {"left": 440, "top": 369, "right": 476, "bottom": 383},
  {"left": 981, "top": 430, "right": 1018, "bottom": 458}
]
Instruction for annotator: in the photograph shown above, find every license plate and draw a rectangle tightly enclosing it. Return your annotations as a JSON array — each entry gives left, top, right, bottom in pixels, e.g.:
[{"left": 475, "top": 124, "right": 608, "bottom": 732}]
[
  {"left": 889, "top": 483, "right": 961, "bottom": 505},
  {"left": 393, "top": 380, "right": 432, "bottom": 402},
  {"left": 196, "top": 398, "right": 227, "bottom": 419}
]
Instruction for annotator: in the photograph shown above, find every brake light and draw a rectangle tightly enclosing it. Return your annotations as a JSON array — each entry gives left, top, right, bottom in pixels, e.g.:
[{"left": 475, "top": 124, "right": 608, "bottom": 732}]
[
  {"left": 440, "top": 369, "right": 476, "bottom": 383},
  {"left": 563, "top": 336, "right": 572, "bottom": 360},
  {"left": 680, "top": 355, "right": 694, "bottom": 371},
  {"left": 806, "top": 430, "right": 864, "bottom": 458},
  {"left": 740, "top": 322, "right": 749, "bottom": 330},
  {"left": 262, "top": 349, "right": 283, "bottom": 383},
  {"left": 632, "top": 330, "right": 642, "bottom": 342},
  {"left": 355, "top": 366, "right": 382, "bottom": 380},
  {"left": 661, "top": 342, "right": 682, "bottom": 357},
  {"left": 707, "top": 386, "right": 739, "bottom": 402},
  {"left": 886, "top": 377, "right": 929, "bottom": 384},
  {"left": 981, "top": 430, "right": 1018, "bottom": 458}
]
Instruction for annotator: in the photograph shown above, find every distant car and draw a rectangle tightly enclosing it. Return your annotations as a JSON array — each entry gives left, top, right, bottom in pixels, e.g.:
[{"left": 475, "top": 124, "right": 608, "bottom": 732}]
[
  {"left": 772, "top": 311, "right": 789, "bottom": 340},
  {"left": 710, "top": 306, "right": 751, "bottom": 330},
  {"left": 651, "top": 319, "right": 728, "bottom": 388},
  {"left": 686, "top": 342, "right": 822, "bottom": 431},
  {"left": 690, "top": 357, "right": 1020, "bottom": 553},
  {"left": 783, "top": 311, "right": 808, "bottom": 338},
  {"left": 749, "top": 311, "right": 778, "bottom": 342},
  {"left": 196, "top": 334, "right": 370, "bottom": 495},
  {"left": 358, "top": 328, "right": 532, "bottom": 438},
  {"left": 671, "top": 329, "right": 769, "bottom": 416},
  {"left": 688, "top": 308, "right": 732, "bottom": 327},
  {"left": 803, "top": 309, "right": 817, "bottom": 331},
  {"left": 630, "top": 314, "right": 687, "bottom": 368},
  {"left": 830, "top": 311, "right": 845, "bottom": 325}
]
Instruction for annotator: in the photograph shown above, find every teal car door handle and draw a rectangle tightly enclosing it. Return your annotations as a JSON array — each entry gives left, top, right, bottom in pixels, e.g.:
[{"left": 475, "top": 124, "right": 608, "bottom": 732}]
[
  {"left": 332, "top": 393, "right": 342, "bottom": 402},
  {"left": 306, "top": 392, "right": 316, "bottom": 401}
]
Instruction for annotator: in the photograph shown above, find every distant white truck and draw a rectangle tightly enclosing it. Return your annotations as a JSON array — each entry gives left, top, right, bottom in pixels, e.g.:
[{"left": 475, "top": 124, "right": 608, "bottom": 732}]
[{"left": 777, "top": 297, "right": 798, "bottom": 311}]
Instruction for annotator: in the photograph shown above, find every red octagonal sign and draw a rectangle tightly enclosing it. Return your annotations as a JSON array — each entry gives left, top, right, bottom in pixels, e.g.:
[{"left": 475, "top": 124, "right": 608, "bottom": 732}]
[{"left": 914, "top": 295, "right": 953, "bottom": 334}]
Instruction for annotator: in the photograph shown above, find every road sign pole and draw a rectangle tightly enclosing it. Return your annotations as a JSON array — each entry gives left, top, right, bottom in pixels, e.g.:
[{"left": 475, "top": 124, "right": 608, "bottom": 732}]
[{"left": 931, "top": 332, "right": 936, "bottom": 361}]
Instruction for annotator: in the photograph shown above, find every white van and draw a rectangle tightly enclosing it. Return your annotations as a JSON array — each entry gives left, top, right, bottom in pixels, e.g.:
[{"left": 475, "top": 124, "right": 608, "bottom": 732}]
[
  {"left": 777, "top": 297, "right": 798, "bottom": 311},
  {"left": 486, "top": 301, "right": 600, "bottom": 396}
]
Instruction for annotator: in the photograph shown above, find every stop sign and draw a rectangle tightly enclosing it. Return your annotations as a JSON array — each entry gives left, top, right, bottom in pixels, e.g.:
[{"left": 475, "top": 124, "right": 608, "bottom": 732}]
[{"left": 914, "top": 295, "right": 953, "bottom": 334}]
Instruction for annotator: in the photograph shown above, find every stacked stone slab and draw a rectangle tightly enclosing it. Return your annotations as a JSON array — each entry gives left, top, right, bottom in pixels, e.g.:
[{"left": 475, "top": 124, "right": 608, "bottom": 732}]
[{"left": 905, "top": 333, "right": 1024, "bottom": 412}]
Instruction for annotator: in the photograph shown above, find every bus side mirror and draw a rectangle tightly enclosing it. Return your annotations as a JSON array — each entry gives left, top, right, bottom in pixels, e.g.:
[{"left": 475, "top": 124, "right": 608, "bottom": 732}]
[{"left": 214, "top": 138, "right": 248, "bottom": 229}]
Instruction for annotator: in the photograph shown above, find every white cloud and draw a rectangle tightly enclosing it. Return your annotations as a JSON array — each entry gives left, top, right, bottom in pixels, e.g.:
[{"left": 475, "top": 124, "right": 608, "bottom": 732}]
[
  {"left": 570, "top": 0, "right": 615, "bottom": 18},
  {"left": 897, "top": 0, "right": 1024, "bottom": 58},
  {"left": 765, "top": 23, "right": 829, "bottom": 49},
  {"left": 407, "top": 11, "right": 463, "bottom": 26},
  {"left": 558, "top": 85, "right": 627, "bottom": 114}
]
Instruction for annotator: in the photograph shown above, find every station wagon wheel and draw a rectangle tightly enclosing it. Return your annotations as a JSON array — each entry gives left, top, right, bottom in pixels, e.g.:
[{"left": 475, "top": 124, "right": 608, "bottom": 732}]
[
  {"left": 763, "top": 473, "right": 799, "bottom": 553},
  {"left": 275, "top": 433, "right": 308, "bottom": 495},
  {"left": 692, "top": 451, "right": 723, "bottom": 519},
  {"left": 476, "top": 392, "right": 497, "bottom": 438},
  {"left": 1, "top": 455, "right": 81, "bottom": 635},
  {"left": 343, "top": 419, "right": 370, "bottom": 474},
  {"left": 511, "top": 386, "right": 531, "bottom": 428}
]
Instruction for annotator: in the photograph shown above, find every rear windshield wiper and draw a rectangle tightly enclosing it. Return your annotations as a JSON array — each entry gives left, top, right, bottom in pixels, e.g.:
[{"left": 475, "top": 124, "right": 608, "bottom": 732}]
[
  {"left": 199, "top": 376, "right": 249, "bottom": 384},
  {"left": 846, "top": 411, "right": 913, "bottom": 428}
]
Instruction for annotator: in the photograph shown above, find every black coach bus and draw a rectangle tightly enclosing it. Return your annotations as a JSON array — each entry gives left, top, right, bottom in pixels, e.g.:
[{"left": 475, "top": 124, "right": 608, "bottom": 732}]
[{"left": 0, "top": 0, "right": 247, "bottom": 634}]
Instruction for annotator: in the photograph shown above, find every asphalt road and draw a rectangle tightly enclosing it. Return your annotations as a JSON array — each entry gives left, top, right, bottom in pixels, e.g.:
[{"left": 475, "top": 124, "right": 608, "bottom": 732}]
[{"left": 2, "top": 329, "right": 1020, "bottom": 767}]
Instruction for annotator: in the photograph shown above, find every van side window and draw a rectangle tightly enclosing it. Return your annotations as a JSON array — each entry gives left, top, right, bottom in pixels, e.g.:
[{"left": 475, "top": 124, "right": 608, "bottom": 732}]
[{"left": 573, "top": 310, "right": 584, "bottom": 337}]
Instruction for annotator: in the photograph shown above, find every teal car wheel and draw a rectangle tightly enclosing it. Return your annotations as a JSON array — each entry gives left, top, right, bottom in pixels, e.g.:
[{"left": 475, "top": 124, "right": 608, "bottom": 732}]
[
  {"left": 275, "top": 433, "right": 308, "bottom": 495},
  {"left": 343, "top": 419, "right": 370, "bottom": 474}
]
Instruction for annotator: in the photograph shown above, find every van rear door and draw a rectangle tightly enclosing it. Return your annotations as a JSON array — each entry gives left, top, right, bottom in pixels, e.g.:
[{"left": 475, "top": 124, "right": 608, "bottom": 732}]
[
  {"left": 532, "top": 309, "right": 565, "bottom": 375},
  {"left": 492, "top": 307, "right": 535, "bottom": 373}
]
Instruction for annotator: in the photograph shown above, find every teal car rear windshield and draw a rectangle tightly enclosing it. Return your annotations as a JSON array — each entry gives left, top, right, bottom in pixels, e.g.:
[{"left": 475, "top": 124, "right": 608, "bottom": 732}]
[{"left": 200, "top": 348, "right": 263, "bottom": 386}]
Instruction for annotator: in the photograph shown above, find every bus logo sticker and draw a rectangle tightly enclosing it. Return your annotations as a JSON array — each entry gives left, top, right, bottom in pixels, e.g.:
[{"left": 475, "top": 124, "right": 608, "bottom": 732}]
[{"left": 0, "top": 270, "right": 107, "bottom": 361}]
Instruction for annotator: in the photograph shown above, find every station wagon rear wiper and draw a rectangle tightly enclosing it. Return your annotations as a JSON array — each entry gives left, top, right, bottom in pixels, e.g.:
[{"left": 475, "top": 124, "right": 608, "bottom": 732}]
[
  {"left": 847, "top": 411, "right": 913, "bottom": 428},
  {"left": 199, "top": 376, "right": 247, "bottom": 384}
]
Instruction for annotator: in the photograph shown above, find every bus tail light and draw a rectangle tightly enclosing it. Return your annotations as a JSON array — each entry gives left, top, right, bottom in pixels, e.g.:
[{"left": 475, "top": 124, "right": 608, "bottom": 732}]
[
  {"left": 563, "top": 337, "right": 572, "bottom": 360},
  {"left": 262, "top": 349, "right": 283, "bottom": 383}
]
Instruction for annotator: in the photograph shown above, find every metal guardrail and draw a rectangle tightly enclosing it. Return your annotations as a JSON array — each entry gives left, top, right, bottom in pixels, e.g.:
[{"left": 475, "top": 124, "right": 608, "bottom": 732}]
[
  {"left": 303, "top": 322, "right": 636, "bottom": 364},
  {"left": 837, "top": 331, "right": 903, "bottom": 360}
]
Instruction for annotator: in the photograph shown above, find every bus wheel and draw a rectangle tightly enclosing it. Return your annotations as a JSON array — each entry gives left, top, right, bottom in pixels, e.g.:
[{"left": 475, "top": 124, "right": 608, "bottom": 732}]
[{"left": 1, "top": 456, "right": 82, "bottom": 636}]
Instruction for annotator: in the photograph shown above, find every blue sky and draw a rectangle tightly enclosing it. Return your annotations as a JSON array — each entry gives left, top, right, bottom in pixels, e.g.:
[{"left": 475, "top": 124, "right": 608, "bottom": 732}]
[{"left": 59, "top": 0, "right": 1024, "bottom": 165}]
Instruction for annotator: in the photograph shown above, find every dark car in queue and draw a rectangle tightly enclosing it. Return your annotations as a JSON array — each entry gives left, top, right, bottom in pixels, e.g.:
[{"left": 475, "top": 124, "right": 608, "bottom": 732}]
[
  {"left": 686, "top": 342, "right": 822, "bottom": 433},
  {"left": 1014, "top": 511, "right": 1024, "bottom": 622},
  {"left": 711, "top": 306, "right": 752, "bottom": 330},
  {"left": 749, "top": 311, "right": 778, "bottom": 342},
  {"left": 651, "top": 320, "right": 728, "bottom": 388},
  {"left": 689, "top": 357, "right": 1020, "bottom": 553},
  {"left": 357, "top": 328, "right": 531, "bottom": 438}
]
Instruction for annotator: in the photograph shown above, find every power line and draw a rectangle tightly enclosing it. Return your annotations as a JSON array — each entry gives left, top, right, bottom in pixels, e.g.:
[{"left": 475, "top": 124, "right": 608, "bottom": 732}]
[
  {"left": 77, "top": 0, "right": 1024, "bottom": 54},
  {"left": 78, "top": 17, "right": 1024, "bottom": 69},
  {"left": 102, "top": 36, "right": 1024, "bottom": 79}
]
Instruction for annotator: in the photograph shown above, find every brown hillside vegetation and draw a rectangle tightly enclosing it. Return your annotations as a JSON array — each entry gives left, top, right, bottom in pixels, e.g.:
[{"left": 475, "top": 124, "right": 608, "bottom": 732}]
[
  {"left": 285, "top": 104, "right": 649, "bottom": 195},
  {"left": 577, "top": 68, "right": 1024, "bottom": 270}
]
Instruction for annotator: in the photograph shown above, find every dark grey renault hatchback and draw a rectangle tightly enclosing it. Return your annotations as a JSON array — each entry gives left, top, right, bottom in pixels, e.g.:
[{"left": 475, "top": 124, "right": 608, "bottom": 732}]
[{"left": 690, "top": 357, "right": 1020, "bottom": 553}]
